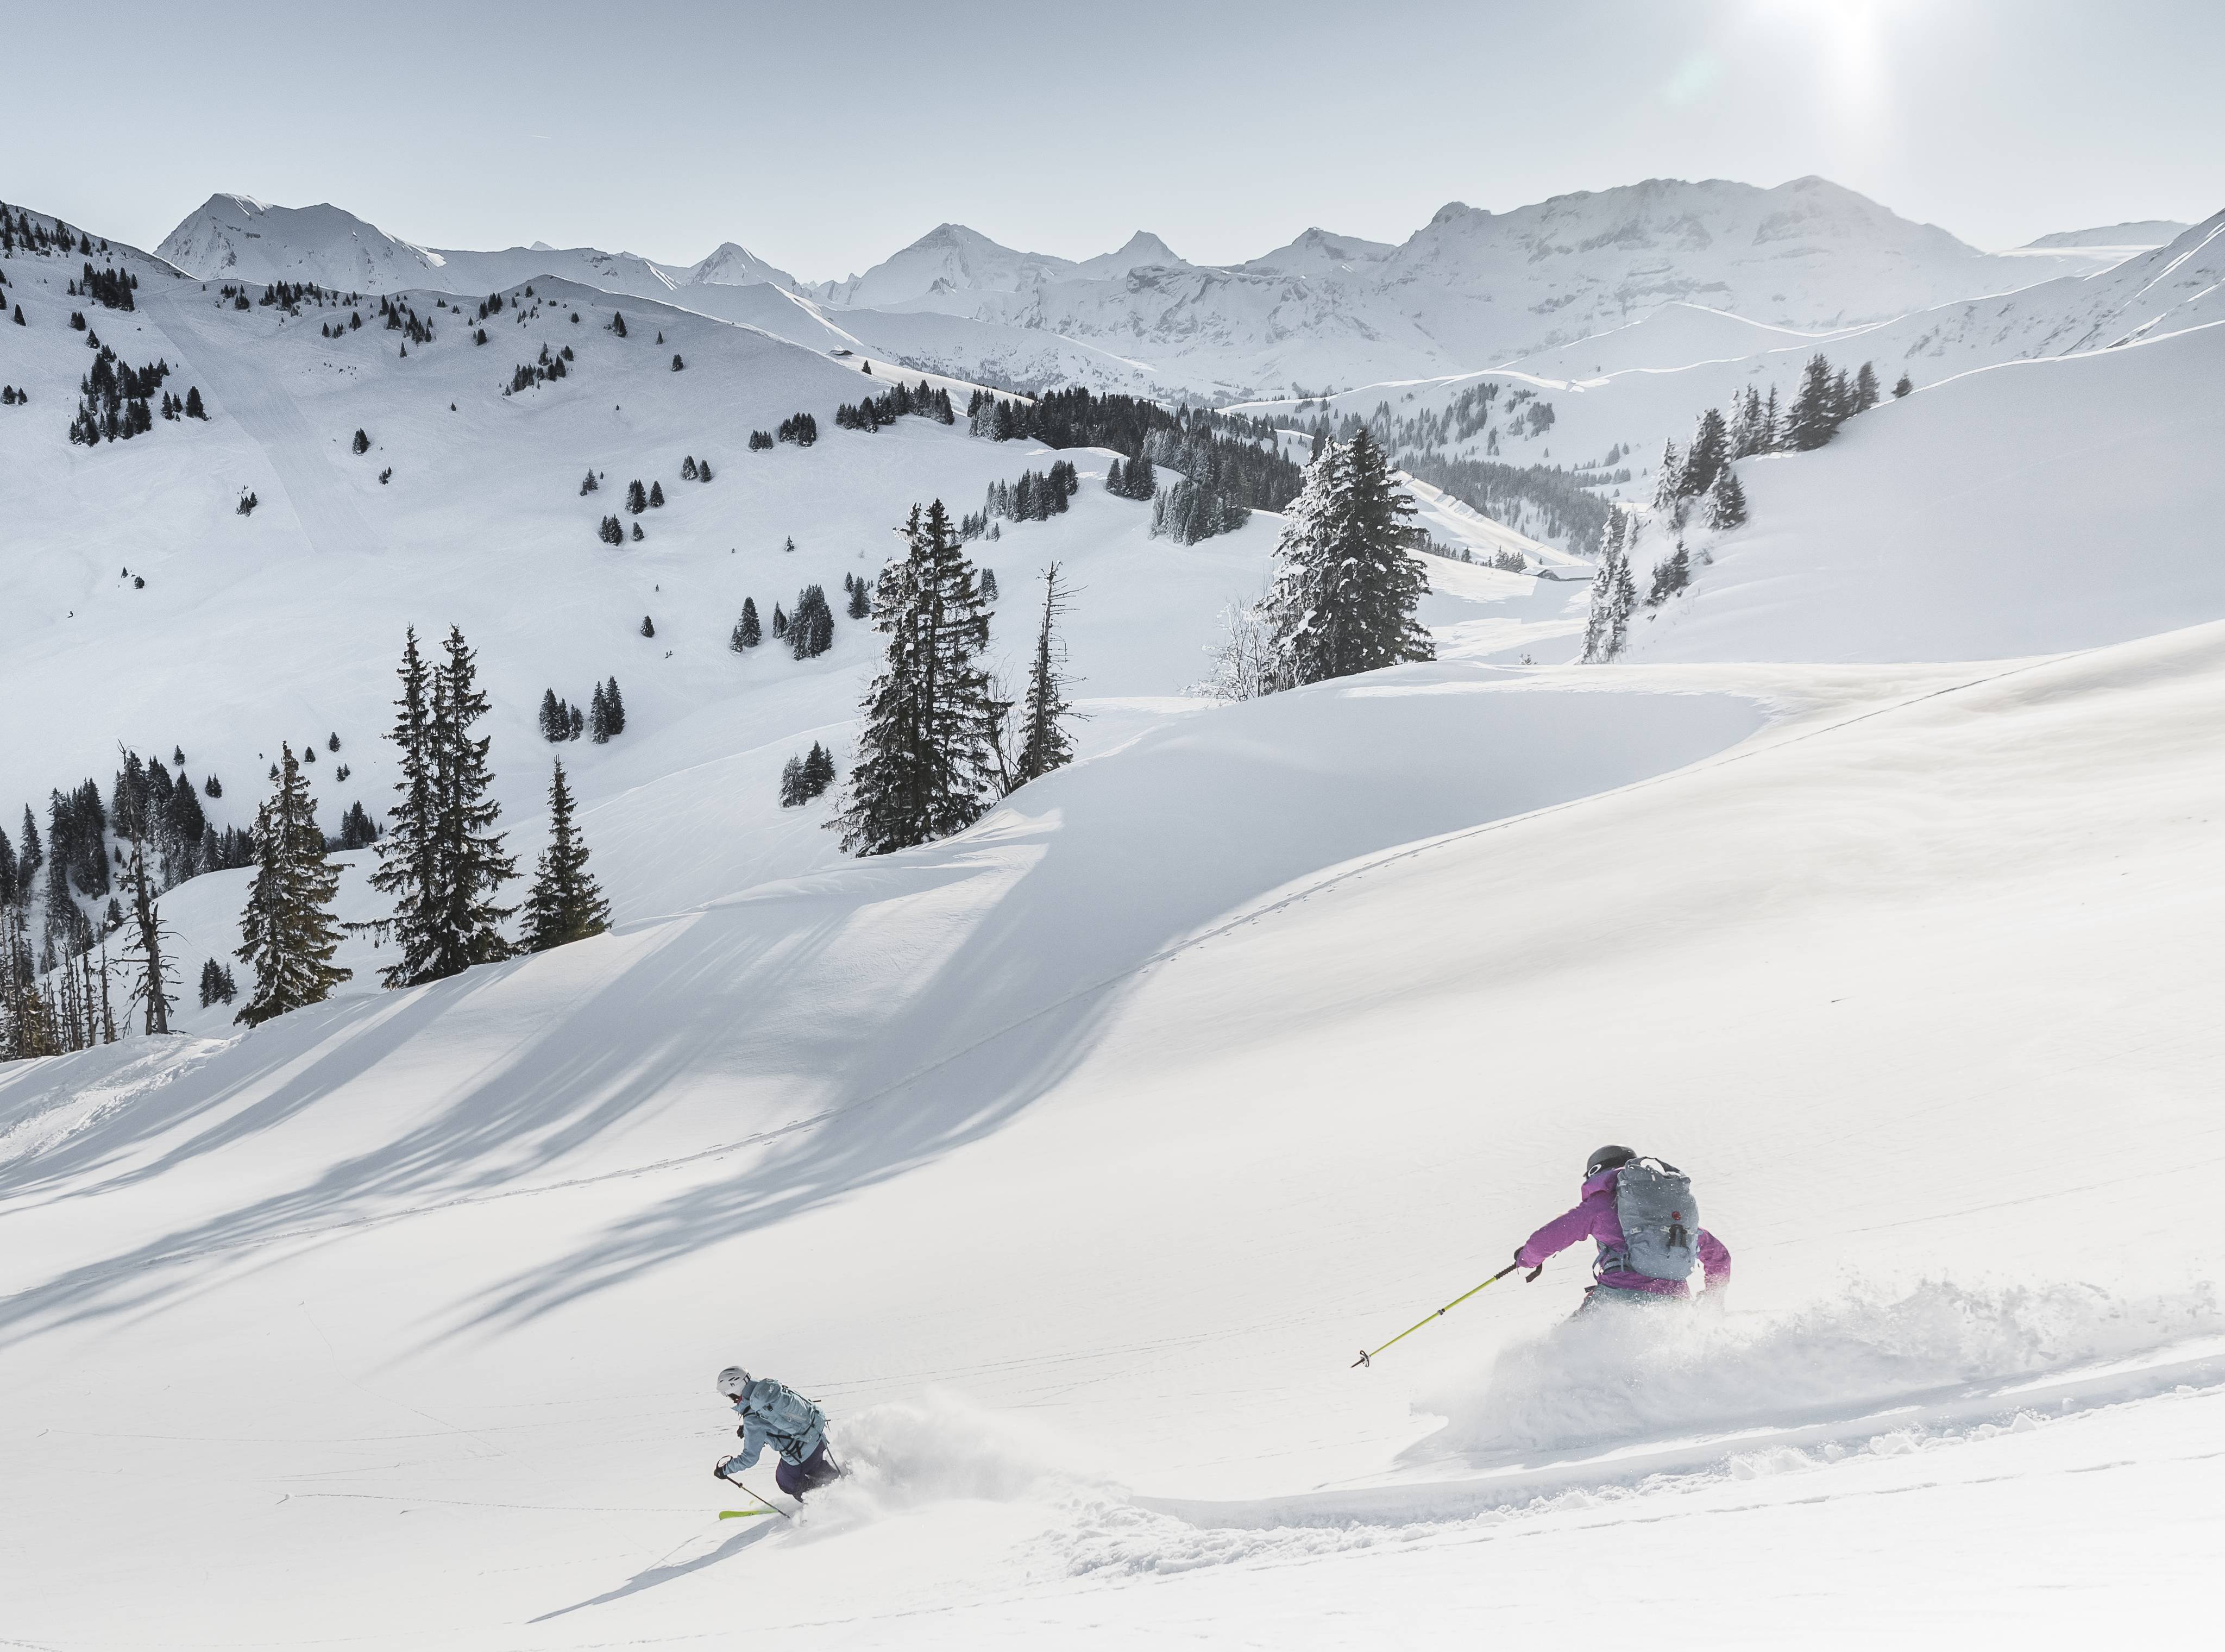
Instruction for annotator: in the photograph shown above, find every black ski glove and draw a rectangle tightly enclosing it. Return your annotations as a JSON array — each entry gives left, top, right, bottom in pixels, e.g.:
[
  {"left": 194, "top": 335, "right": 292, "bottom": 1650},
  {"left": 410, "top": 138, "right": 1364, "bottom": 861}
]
[
  {"left": 1514, "top": 1249, "right": 1542, "bottom": 1283},
  {"left": 712, "top": 1455, "right": 734, "bottom": 1483}
]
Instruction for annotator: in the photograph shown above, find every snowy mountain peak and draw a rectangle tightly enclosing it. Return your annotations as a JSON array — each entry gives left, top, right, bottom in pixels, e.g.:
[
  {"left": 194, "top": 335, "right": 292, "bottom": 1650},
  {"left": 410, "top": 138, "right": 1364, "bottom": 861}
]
[
  {"left": 1075, "top": 231, "right": 1187, "bottom": 280},
  {"left": 1241, "top": 227, "right": 1399, "bottom": 275},
  {"left": 683, "top": 240, "right": 798, "bottom": 290},
  {"left": 156, "top": 193, "right": 443, "bottom": 287}
]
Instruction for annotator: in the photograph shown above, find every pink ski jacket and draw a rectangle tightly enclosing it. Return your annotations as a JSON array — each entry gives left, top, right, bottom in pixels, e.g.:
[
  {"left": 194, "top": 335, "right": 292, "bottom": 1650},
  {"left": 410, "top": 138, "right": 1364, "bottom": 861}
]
[{"left": 1517, "top": 1166, "right": 1732, "bottom": 1296}]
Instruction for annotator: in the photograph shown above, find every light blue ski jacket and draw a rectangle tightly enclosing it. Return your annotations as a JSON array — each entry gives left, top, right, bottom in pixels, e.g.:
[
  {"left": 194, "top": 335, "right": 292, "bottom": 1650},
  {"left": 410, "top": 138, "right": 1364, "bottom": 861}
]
[{"left": 729, "top": 1377, "right": 827, "bottom": 1469}]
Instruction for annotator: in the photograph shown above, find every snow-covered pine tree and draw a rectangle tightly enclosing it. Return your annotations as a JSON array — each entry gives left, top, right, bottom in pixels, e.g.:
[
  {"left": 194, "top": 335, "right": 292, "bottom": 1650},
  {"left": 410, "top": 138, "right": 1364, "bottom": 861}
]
[
  {"left": 1581, "top": 511, "right": 1630, "bottom": 663},
  {"left": 1011, "top": 561, "right": 1077, "bottom": 788},
  {"left": 1106, "top": 457, "right": 1126, "bottom": 495},
  {"left": 1608, "top": 555, "right": 1638, "bottom": 658},
  {"left": 518, "top": 760, "right": 610, "bottom": 952},
  {"left": 602, "top": 677, "right": 626, "bottom": 736},
  {"left": 640, "top": 614, "right": 655, "bottom": 638},
  {"left": 1853, "top": 361, "right": 1880, "bottom": 412},
  {"left": 833, "top": 501, "right": 998, "bottom": 855},
  {"left": 626, "top": 480, "right": 648, "bottom": 514},
  {"left": 846, "top": 579, "right": 869, "bottom": 619},
  {"left": 589, "top": 682, "right": 612, "bottom": 743},
  {"left": 1259, "top": 429, "right": 1433, "bottom": 688},
  {"left": 581, "top": 468, "right": 599, "bottom": 495},
  {"left": 802, "top": 742, "right": 835, "bottom": 797},
  {"left": 732, "top": 598, "right": 762, "bottom": 650},
  {"left": 234, "top": 745, "right": 350, "bottom": 1026},
  {"left": 789, "top": 585, "right": 834, "bottom": 659},
  {"left": 1788, "top": 355, "right": 1840, "bottom": 450},
  {"left": 1680, "top": 407, "right": 1729, "bottom": 500},
  {"left": 538, "top": 688, "right": 567, "bottom": 742},
  {"left": 778, "top": 754, "right": 808, "bottom": 807},
  {"left": 1706, "top": 466, "right": 1748, "bottom": 529},
  {"left": 649, "top": 481, "right": 664, "bottom": 508},
  {"left": 1893, "top": 373, "right": 1914, "bottom": 399},
  {"left": 1651, "top": 439, "right": 1686, "bottom": 510},
  {"left": 770, "top": 603, "right": 788, "bottom": 638}
]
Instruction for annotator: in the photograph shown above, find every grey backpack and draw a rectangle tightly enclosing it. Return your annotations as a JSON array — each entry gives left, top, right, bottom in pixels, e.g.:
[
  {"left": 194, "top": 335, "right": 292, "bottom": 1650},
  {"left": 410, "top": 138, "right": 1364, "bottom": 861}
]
[{"left": 1611, "top": 1158, "right": 1699, "bottom": 1280}]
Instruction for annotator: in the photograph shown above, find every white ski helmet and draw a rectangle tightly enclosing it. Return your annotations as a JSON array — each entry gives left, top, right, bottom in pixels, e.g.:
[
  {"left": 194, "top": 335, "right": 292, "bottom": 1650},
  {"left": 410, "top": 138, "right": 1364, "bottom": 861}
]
[{"left": 716, "top": 1366, "right": 751, "bottom": 1399}]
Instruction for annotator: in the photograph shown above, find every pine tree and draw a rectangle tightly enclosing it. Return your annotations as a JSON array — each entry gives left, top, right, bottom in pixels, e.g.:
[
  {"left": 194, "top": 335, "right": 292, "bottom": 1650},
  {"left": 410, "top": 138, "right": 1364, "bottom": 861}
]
[
  {"left": 519, "top": 761, "right": 611, "bottom": 952},
  {"left": 1893, "top": 373, "right": 1914, "bottom": 399},
  {"left": 1680, "top": 407, "right": 1729, "bottom": 499},
  {"left": 589, "top": 681, "right": 613, "bottom": 743},
  {"left": 602, "top": 677, "right": 626, "bottom": 736},
  {"left": 834, "top": 501, "right": 999, "bottom": 855},
  {"left": 1854, "top": 361, "right": 1881, "bottom": 412},
  {"left": 771, "top": 603, "right": 789, "bottom": 638},
  {"left": 802, "top": 742, "right": 835, "bottom": 797},
  {"left": 368, "top": 627, "right": 516, "bottom": 987},
  {"left": 1011, "top": 561, "right": 1078, "bottom": 788},
  {"left": 847, "top": 577, "right": 869, "bottom": 619},
  {"left": 1706, "top": 466, "right": 1748, "bottom": 530},
  {"left": 1609, "top": 555, "right": 1638, "bottom": 658},
  {"left": 789, "top": 585, "right": 834, "bottom": 659},
  {"left": 185, "top": 386, "right": 205, "bottom": 419},
  {"left": 1788, "top": 354, "right": 1840, "bottom": 450},
  {"left": 1651, "top": 439, "right": 1685, "bottom": 510},
  {"left": 640, "top": 614, "right": 656, "bottom": 638},
  {"left": 1259, "top": 430, "right": 1434, "bottom": 688},
  {"left": 353, "top": 428, "right": 370, "bottom": 454},
  {"left": 235, "top": 745, "right": 350, "bottom": 1026},
  {"left": 580, "top": 468, "right": 599, "bottom": 495},
  {"left": 649, "top": 481, "right": 665, "bottom": 508},
  {"left": 1581, "top": 512, "right": 1630, "bottom": 664},
  {"left": 368, "top": 629, "right": 442, "bottom": 987},
  {"left": 627, "top": 479, "right": 649, "bottom": 514},
  {"left": 538, "top": 688, "right": 568, "bottom": 742},
  {"left": 120, "top": 838, "right": 177, "bottom": 1034},
  {"left": 1106, "top": 457, "right": 1126, "bottom": 495},
  {"left": 778, "top": 754, "right": 809, "bottom": 807},
  {"left": 426, "top": 627, "right": 516, "bottom": 973},
  {"left": 732, "top": 598, "right": 761, "bottom": 650}
]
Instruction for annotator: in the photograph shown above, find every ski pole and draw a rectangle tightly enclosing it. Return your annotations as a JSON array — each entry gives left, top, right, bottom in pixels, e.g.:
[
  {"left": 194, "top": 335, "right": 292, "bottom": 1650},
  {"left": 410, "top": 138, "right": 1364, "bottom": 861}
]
[
  {"left": 723, "top": 1472, "right": 795, "bottom": 1521},
  {"left": 1353, "top": 1262, "right": 1528, "bottom": 1368}
]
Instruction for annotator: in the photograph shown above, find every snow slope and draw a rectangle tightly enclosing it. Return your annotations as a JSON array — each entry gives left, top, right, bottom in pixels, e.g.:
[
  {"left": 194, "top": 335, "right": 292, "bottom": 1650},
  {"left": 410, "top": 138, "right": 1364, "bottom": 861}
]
[
  {"left": 7, "top": 613, "right": 2225, "bottom": 1647},
  {"left": 1629, "top": 319, "right": 2225, "bottom": 663}
]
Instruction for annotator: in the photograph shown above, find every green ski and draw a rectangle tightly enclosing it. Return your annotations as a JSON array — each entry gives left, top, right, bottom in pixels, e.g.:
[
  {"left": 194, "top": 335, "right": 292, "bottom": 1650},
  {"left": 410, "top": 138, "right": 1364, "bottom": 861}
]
[{"left": 718, "top": 1507, "right": 775, "bottom": 1519}]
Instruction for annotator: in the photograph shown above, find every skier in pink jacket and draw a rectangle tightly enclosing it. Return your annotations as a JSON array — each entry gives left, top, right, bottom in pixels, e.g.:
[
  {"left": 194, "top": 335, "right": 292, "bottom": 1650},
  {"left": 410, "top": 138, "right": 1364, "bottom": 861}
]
[{"left": 1517, "top": 1145, "right": 1731, "bottom": 1312}]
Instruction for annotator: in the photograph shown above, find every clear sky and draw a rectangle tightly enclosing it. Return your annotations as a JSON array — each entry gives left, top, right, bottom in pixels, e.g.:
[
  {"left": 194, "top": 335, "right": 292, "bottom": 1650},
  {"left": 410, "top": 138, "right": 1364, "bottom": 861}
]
[{"left": 7, "top": 0, "right": 2218, "bottom": 279}]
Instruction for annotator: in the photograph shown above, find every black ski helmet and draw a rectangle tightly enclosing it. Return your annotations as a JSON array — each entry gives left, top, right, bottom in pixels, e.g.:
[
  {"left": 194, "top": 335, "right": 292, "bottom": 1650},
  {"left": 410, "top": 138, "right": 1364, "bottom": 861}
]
[{"left": 1586, "top": 1144, "right": 1637, "bottom": 1178}]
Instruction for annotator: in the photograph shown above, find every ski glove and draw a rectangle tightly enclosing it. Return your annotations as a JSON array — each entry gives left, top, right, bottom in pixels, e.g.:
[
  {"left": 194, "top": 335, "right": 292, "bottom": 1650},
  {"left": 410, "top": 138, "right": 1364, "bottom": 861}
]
[
  {"left": 712, "top": 1455, "right": 736, "bottom": 1483},
  {"left": 1514, "top": 1248, "right": 1543, "bottom": 1283}
]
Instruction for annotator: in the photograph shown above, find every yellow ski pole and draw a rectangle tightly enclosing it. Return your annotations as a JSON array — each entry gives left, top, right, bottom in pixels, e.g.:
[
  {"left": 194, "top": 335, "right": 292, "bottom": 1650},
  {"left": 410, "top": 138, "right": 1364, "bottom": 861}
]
[{"left": 1353, "top": 1262, "right": 1530, "bottom": 1367}]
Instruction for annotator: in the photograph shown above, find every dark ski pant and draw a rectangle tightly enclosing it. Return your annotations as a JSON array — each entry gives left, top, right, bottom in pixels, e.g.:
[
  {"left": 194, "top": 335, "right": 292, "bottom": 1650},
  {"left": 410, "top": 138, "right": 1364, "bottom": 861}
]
[{"left": 776, "top": 1443, "right": 841, "bottom": 1499}]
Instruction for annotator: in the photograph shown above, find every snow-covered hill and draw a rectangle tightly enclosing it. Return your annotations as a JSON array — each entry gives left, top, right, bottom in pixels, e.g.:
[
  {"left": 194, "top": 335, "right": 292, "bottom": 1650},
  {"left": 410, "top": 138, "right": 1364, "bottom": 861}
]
[{"left": 9, "top": 180, "right": 2225, "bottom": 1651}]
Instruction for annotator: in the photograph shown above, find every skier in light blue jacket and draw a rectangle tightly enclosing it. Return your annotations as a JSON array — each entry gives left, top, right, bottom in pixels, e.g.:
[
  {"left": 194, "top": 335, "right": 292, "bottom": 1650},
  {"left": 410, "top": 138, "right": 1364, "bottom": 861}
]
[{"left": 712, "top": 1366, "right": 843, "bottom": 1499}]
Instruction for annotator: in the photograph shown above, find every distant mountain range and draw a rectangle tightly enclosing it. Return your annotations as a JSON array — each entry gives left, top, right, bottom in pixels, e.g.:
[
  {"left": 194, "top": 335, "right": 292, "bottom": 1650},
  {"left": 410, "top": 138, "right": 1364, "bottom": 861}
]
[{"left": 150, "top": 181, "right": 2192, "bottom": 404}]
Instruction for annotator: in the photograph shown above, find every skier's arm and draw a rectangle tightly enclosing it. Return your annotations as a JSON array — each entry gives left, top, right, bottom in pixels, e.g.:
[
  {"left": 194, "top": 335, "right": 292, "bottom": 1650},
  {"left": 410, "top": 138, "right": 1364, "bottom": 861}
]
[
  {"left": 1697, "top": 1228, "right": 1731, "bottom": 1290},
  {"left": 1516, "top": 1193, "right": 1607, "bottom": 1268},
  {"left": 732, "top": 1414, "right": 769, "bottom": 1471}
]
